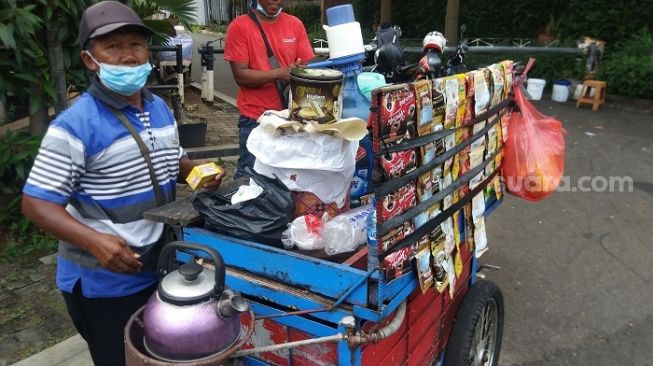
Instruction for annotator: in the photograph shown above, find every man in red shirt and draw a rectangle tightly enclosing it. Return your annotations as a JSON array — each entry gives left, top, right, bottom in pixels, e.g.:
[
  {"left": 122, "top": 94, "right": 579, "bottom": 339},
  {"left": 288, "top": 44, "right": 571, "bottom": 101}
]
[{"left": 224, "top": 0, "right": 315, "bottom": 178}]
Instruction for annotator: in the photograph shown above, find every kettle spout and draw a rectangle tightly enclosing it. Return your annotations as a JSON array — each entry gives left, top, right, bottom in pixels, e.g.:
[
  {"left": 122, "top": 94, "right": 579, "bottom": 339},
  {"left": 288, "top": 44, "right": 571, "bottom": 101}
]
[{"left": 218, "top": 289, "right": 249, "bottom": 318}]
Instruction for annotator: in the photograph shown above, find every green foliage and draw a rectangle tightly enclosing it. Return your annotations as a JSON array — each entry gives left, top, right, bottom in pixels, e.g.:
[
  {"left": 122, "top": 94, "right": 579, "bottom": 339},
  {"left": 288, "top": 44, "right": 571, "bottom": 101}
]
[
  {"left": 2, "top": 224, "right": 58, "bottom": 258},
  {"left": 286, "top": 3, "right": 324, "bottom": 41},
  {"left": 0, "top": 0, "right": 93, "bottom": 113},
  {"left": 0, "top": 130, "right": 41, "bottom": 230},
  {"left": 559, "top": 0, "right": 653, "bottom": 47},
  {"left": 0, "top": 0, "right": 46, "bottom": 112},
  {"left": 134, "top": 0, "right": 198, "bottom": 45},
  {"left": 598, "top": 29, "right": 653, "bottom": 98},
  {"left": 1, "top": 0, "right": 198, "bottom": 116}
]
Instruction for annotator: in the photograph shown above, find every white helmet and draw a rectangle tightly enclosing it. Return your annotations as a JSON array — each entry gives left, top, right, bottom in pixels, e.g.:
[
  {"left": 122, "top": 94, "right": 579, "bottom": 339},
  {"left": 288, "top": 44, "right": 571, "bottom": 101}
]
[{"left": 423, "top": 31, "right": 446, "bottom": 52}]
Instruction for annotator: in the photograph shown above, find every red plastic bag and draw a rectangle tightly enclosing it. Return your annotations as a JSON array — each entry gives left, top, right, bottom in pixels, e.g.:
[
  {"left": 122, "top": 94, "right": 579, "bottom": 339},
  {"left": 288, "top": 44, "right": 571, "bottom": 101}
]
[{"left": 503, "top": 84, "right": 565, "bottom": 201}]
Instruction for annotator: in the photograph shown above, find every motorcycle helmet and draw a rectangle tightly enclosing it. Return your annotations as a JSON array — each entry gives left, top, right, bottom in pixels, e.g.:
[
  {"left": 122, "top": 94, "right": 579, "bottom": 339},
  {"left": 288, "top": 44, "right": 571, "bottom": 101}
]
[
  {"left": 423, "top": 31, "right": 446, "bottom": 52},
  {"left": 375, "top": 42, "right": 405, "bottom": 75}
]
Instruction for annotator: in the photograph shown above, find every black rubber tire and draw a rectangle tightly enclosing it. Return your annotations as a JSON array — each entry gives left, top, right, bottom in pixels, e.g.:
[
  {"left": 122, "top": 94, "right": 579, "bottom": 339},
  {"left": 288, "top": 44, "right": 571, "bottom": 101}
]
[{"left": 443, "top": 280, "right": 504, "bottom": 366}]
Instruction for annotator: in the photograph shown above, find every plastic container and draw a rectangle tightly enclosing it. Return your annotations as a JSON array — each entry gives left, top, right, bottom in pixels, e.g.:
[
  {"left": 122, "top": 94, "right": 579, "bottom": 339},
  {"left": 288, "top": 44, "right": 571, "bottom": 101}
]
[
  {"left": 357, "top": 72, "right": 386, "bottom": 101},
  {"left": 574, "top": 83, "right": 595, "bottom": 100},
  {"left": 326, "top": 4, "right": 355, "bottom": 26},
  {"left": 551, "top": 79, "right": 571, "bottom": 102},
  {"left": 322, "top": 204, "right": 371, "bottom": 255},
  {"left": 323, "top": 22, "right": 365, "bottom": 60},
  {"left": 289, "top": 68, "right": 343, "bottom": 124},
  {"left": 350, "top": 134, "right": 374, "bottom": 204},
  {"left": 526, "top": 78, "right": 546, "bottom": 101}
]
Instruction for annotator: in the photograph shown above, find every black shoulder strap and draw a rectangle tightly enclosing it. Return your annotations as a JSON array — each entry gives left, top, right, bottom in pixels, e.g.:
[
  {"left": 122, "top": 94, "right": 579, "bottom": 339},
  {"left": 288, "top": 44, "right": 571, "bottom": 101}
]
[
  {"left": 108, "top": 106, "right": 166, "bottom": 207},
  {"left": 248, "top": 11, "right": 275, "bottom": 59}
]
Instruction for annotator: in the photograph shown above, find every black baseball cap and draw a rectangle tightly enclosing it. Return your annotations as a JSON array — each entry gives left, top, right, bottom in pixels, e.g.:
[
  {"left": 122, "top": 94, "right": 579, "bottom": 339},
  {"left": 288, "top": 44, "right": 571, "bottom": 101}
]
[{"left": 78, "top": 1, "right": 154, "bottom": 49}]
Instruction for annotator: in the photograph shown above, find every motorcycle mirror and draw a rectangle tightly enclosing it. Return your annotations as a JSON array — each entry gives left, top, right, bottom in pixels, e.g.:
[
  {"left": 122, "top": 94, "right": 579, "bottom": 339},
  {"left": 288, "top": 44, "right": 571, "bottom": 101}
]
[{"left": 459, "top": 24, "right": 467, "bottom": 39}]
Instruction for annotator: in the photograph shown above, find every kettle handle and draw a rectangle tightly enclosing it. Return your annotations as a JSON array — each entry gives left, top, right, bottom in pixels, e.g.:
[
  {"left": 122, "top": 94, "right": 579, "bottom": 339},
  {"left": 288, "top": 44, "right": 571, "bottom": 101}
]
[{"left": 157, "top": 241, "right": 225, "bottom": 296}]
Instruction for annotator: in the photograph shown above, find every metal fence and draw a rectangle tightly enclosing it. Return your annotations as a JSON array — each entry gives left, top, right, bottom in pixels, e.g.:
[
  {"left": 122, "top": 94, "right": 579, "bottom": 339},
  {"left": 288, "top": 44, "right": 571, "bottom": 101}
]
[{"left": 205, "top": 0, "right": 251, "bottom": 23}]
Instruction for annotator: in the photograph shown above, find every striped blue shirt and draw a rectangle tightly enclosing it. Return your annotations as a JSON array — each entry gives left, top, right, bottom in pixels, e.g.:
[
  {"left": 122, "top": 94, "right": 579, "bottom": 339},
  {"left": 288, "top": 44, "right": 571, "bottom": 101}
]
[{"left": 23, "top": 78, "right": 184, "bottom": 298}]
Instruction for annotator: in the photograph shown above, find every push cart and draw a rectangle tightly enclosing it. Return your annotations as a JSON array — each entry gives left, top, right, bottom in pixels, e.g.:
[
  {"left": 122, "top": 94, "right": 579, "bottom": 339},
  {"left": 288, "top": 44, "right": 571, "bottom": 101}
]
[{"left": 141, "top": 65, "right": 514, "bottom": 366}]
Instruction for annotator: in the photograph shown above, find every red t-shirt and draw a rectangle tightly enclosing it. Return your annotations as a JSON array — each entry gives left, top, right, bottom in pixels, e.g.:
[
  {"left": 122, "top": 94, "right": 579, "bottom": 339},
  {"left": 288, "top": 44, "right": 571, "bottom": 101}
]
[{"left": 224, "top": 12, "right": 315, "bottom": 120}]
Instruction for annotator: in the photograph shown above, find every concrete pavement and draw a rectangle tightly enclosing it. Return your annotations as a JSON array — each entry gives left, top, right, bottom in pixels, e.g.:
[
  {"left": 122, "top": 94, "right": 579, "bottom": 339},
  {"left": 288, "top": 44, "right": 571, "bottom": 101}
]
[
  {"left": 12, "top": 335, "right": 91, "bottom": 366},
  {"left": 485, "top": 99, "right": 653, "bottom": 365}
]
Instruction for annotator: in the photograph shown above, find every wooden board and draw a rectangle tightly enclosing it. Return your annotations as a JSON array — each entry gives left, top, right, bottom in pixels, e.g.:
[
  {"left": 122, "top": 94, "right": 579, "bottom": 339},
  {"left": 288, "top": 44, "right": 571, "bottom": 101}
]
[{"left": 144, "top": 177, "right": 248, "bottom": 225}]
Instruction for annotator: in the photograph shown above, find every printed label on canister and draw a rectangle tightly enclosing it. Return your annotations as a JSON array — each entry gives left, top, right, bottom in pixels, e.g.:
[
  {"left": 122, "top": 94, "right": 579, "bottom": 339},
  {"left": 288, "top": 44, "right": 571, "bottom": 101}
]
[{"left": 289, "top": 68, "right": 343, "bottom": 125}]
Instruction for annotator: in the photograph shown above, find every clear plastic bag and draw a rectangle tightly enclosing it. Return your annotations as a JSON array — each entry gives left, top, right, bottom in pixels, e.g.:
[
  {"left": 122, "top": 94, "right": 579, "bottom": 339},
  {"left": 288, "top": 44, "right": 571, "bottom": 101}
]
[
  {"left": 282, "top": 205, "right": 372, "bottom": 255},
  {"left": 503, "top": 84, "right": 565, "bottom": 201},
  {"left": 281, "top": 214, "right": 325, "bottom": 251}
]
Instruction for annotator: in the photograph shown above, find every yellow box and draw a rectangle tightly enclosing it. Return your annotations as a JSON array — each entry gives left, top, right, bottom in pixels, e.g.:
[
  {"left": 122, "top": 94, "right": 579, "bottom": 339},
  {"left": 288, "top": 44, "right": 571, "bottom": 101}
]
[{"left": 186, "top": 162, "right": 223, "bottom": 190}]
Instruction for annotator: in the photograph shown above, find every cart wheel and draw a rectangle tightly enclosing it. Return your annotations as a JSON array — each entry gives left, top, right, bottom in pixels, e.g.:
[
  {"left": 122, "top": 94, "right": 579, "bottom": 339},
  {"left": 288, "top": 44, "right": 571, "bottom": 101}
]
[{"left": 444, "top": 280, "right": 503, "bottom": 366}]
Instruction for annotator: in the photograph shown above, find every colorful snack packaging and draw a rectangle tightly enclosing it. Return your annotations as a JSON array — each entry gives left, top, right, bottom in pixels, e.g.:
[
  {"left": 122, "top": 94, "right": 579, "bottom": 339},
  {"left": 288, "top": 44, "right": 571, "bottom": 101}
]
[
  {"left": 417, "top": 171, "right": 433, "bottom": 203},
  {"left": 414, "top": 175, "right": 435, "bottom": 229},
  {"left": 378, "top": 133, "right": 417, "bottom": 180},
  {"left": 383, "top": 246, "right": 412, "bottom": 280},
  {"left": 463, "top": 72, "right": 475, "bottom": 123},
  {"left": 432, "top": 80, "right": 446, "bottom": 127},
  {"left": 500, "top": 60, "right": 514, "bottom": 100},
  {"left": 431, "top": 165, "right": 443, "bottom": 196},
  {"left": 415, "top": 241, "right": 434, "bottom": 293},
  {"left": 186, "top": 162, "right": 223, "bottom": 190},
  {"left": 455, "top": 74, "right": 467, "bottom": 128},
  {"left": 379, "top": 221, "right": 415, "bottom": 253},
  {"left": 378, "top": 85, "right": 416, "bottom": 140},
  {"left": 431, "top": 242, "right": 449, "bottom": 293},
  {"left": 463, "top": 203, "right": 475, "bottom": 248},
  {"left": 474, "top": 217, "right": 488, "bottom": 257},
  {"left": 413, "top": 80, "right": 433, "bottom": 136},
  {"left": 474, "top": 69, "right": 491, "bottom": 116},
  {"left": 488, "top": 63, "right": 504, "bottom": 107},
  {"left": 378, "top": 180, "right": 417, "bottom": 223}
]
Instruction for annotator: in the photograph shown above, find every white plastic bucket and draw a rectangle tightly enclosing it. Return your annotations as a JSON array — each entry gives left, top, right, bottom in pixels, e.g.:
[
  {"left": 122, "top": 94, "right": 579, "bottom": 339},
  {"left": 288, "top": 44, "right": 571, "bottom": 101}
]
[
  {"left": 552, "top": 80, "right": 571, "bottom": 102},
  {"left": 573, "top": 83, "right": 595, "bottom": 100},
  {"left": 526, "top": 78, "right": 546, "bottom": 100}
]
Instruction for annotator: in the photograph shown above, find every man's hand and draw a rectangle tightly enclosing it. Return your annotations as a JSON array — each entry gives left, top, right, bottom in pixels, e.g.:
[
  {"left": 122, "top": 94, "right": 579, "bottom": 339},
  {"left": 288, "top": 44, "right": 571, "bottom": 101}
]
[
  {"left": 276, "top": 58, "right": 304, "bottom": 82},
  {"left": 193, "top": 159, "right": 225, "bottom": 190},
  {"left": 90, "top": 233, "right": 143, "bottom": 274}
]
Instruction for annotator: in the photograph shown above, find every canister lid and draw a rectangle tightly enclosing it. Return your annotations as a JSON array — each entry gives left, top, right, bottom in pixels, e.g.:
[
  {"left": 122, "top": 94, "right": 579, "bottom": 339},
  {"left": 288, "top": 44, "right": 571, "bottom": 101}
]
[{"left": 290, "top": 67, "right": 343, "bottom": 81}]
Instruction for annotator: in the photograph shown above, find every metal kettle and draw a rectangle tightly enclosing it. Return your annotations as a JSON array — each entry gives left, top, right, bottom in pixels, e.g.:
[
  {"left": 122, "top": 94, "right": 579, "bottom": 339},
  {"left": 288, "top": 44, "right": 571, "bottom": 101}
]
[{"left": 142, "top": 242, "right": 248, "bottom": 361}]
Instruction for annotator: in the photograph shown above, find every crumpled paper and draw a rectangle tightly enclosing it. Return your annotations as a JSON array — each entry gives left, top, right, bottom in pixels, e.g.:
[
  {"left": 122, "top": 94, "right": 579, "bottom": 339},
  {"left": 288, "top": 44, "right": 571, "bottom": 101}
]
[{"left": 257, "top": 109, "right": 368, "bottom": 142}]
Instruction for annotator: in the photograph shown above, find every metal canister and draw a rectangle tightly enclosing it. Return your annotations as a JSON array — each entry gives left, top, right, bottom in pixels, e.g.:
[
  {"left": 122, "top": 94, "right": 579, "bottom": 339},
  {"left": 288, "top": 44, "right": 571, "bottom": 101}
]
[{"left": 289, "top": 67, "right": 343, "bottom": 125}]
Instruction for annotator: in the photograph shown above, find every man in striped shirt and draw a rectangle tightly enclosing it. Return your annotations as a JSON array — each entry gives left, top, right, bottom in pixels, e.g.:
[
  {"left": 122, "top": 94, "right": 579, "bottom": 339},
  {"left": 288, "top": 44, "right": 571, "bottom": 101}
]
[{"left": 21, "top": 2, "right": 224, "bottom": 365}]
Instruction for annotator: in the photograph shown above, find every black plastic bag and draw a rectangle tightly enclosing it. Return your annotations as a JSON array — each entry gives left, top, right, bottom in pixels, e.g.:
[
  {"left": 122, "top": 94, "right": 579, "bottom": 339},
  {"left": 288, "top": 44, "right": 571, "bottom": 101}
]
[{"left": 191, "top": 167, "right": 294, "bottom": 247}]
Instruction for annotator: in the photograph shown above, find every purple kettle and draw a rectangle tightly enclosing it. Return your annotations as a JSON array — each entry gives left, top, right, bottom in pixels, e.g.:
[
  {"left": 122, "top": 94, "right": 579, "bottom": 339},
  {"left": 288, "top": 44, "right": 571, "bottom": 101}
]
[{"left": 142, "top": 241, "right": 248, "bottom": 361}]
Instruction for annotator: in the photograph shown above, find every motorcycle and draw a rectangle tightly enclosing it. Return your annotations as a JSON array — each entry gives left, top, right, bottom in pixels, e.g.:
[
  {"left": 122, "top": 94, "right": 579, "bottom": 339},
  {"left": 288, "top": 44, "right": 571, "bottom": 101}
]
[
  {"left": 364, "top": 24, "right": 470, "bottom": 83},
  {"left": 417, "top": 25, "right": 469, "bottom": 80}
]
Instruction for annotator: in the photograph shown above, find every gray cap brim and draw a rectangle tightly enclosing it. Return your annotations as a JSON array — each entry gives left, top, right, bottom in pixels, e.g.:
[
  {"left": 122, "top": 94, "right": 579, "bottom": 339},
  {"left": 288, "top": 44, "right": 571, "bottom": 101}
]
[{"left": 89, "top": 22, "right": 154, "bottom": 40}]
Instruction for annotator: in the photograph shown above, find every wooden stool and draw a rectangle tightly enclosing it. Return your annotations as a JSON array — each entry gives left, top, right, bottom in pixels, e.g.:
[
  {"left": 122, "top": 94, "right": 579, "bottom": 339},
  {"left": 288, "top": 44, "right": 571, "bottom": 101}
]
[{"left": 576, "top": 80, "right": 606, "bottom": 111}]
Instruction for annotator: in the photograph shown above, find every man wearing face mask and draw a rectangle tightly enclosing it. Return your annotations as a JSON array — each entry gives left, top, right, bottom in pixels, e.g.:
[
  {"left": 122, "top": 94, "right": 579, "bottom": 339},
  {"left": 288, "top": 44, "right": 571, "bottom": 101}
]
[
  {"left": 224, "top": 0, "right": 315, "bottom": 178},
  {"left": 21, "top": 2, "right": 224, "bottom": 365}
]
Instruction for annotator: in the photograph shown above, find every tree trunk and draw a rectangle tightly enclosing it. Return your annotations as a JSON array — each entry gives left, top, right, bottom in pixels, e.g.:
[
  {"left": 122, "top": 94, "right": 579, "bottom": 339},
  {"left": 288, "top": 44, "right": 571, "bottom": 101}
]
[
  {"left": 380, "top": 0, "right": 391, "bottom": 25},
  {"left": 445, "top": 0, "right": 460, "bottom": 45},
  {"left": 29, "top": 102, "right": 49, "bottom": 137},
  {"left": 46, "top": 16, "right": 68, "bottom": 115}
]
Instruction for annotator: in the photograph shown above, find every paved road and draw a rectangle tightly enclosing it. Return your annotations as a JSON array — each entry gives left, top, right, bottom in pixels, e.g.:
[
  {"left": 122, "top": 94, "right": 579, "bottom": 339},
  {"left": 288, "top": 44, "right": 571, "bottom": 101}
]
[
  {"left": 190, "top": 33, "right": 239, "bottom": 100},
  {"left": 484, "top": 100, "right": 653, "bottom": 365}
]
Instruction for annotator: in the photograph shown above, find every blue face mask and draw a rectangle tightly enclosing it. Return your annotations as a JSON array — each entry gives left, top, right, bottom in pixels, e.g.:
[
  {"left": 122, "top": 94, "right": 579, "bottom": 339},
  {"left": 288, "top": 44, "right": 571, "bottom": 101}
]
[
  {"left": 86, "top": 52, "right": 152, "bottom": 96},
  {"left": 256, "top": 2, "right": 282, "bottom": 18}
]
